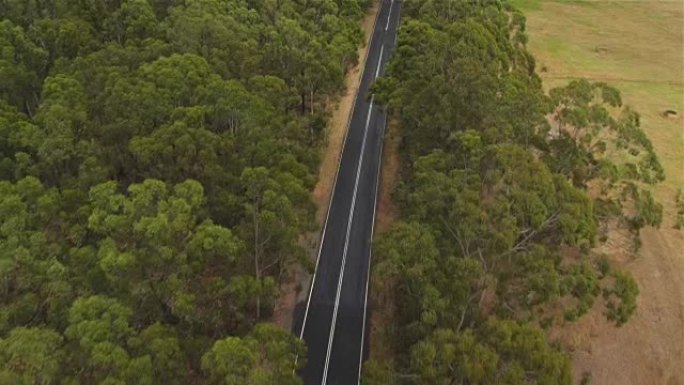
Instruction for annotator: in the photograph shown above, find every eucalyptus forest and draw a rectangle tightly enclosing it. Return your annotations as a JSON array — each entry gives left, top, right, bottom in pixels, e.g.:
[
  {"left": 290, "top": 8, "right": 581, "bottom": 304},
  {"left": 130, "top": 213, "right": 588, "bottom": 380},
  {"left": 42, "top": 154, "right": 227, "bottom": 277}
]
[
  {"left": 0, "top": 0, "right": 666, "bottom": 384},
  {"left": 0, "top": 0, "right": 370, "bottom": 383}
]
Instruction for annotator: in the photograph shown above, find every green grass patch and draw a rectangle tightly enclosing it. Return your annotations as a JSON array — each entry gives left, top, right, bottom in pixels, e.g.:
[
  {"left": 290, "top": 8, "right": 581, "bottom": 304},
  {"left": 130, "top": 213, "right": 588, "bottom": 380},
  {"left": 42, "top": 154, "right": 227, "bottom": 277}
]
[
  {"left": 522, "top": 0, "right": 684, "bottom": 212},
  {"left": 510, "top": 0, "right": 542, "bottom": 11}
]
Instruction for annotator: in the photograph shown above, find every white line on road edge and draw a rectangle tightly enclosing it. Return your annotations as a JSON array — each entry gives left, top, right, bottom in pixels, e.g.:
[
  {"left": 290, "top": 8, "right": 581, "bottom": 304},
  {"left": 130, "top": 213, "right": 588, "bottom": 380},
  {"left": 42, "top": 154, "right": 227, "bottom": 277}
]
[
  {"left": 357, "top": 110, "right": 387, "bottom": 384},
  {"left": 385, "top": 0, "right": 394, "bottom": 31},
  {"left": 321, "top": 45, "right": 384, "bottom": 385}
]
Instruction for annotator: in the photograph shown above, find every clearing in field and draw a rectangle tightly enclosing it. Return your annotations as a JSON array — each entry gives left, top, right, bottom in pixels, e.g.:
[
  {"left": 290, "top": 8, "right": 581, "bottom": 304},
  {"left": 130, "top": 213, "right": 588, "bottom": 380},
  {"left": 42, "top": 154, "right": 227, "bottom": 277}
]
[{"left": 512, "top": 0, "right": 684, "bottom": 384}]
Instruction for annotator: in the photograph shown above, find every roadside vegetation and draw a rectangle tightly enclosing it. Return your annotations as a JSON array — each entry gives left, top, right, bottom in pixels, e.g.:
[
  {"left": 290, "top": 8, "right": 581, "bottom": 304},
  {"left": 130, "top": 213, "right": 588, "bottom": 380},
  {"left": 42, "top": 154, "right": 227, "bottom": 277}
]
[
  {"left": 364, "top": 1, "right": 664, "bottom": 383},
  {"left": 0, "top": 0, "right": 372, "bottom": 383}
]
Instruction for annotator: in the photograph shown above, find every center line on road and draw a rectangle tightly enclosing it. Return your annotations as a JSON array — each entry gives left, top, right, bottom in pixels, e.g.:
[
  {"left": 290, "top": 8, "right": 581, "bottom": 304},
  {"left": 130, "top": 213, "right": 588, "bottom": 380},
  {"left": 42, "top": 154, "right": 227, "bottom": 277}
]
[
  {"left": 385, "top": 0, "right": 394, "bottom": 31},
  {"left": 375, "top": 45, "right": 384, "bottom": 79},
  {"left": 320, "top": 44, "right": 384, "bottom": 385}
]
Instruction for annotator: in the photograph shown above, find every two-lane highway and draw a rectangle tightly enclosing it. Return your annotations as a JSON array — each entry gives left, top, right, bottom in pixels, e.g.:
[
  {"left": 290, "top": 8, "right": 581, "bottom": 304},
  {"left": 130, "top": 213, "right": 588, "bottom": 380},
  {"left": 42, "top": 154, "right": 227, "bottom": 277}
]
[{"left": 298, "top": 1, "right": 401, "bottom": 384}]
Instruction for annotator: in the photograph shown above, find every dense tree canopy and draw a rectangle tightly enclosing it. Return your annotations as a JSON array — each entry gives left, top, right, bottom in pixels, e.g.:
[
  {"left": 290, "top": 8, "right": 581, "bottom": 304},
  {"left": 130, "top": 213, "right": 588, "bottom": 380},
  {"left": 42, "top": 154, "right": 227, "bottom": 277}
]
[
  {"left": 365, "top": 1, "right": 663, "bottom": 383},
  {"left": 0, "top": 0, "right": 372, "bottom": 382}
]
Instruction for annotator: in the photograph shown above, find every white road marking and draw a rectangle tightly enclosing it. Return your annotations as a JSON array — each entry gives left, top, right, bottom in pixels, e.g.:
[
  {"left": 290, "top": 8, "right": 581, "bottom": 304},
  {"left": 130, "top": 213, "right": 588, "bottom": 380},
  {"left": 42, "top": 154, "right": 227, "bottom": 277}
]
[
  {"left": 375, "top": 45, "right": 384, "bottom": 79},
  {"left": 385, "top": 0, "right": 394, "bottom": 31},
  {"left": 321, "top": 45, "right": 384, "bottom": 385}
]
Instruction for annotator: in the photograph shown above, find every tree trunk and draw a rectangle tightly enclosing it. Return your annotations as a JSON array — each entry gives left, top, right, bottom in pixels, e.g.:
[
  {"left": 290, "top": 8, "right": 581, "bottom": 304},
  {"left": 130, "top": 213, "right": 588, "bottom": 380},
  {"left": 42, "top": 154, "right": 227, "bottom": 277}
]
[
  {"left": 310, "top": 89, "right": 314, "bottom": 115},
  {"left": 253, "top": 195, "right": 261, "bottom": 320},
  {"left": 24, "top": 99, "right": 33, "bottom": 118}
]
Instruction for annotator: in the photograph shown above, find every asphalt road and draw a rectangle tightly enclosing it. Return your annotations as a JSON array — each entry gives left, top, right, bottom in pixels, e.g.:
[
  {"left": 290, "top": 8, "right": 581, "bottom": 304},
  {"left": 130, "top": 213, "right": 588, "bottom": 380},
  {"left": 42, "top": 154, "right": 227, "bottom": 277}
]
[{"left": 297, "top": 1, "right": 401, "bottom": 384}]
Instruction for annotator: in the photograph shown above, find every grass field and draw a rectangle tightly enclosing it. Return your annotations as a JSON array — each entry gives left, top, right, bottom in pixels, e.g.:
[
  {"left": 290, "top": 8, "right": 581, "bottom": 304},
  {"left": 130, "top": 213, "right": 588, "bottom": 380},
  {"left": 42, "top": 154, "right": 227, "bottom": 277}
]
[
  {"left": 512, "top": 1, "right": 684, "bottom": 384},
  {"left": 513, "top": 0, "right": 683, "bottom": 195}
]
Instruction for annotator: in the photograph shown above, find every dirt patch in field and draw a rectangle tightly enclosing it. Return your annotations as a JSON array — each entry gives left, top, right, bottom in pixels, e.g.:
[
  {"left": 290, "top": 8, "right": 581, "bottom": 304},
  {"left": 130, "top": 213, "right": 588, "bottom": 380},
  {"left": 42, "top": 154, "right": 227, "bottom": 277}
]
[
  {"left": 272, "top": 2, "right": 381, "bottom": 332},
  {"left": 553, "top": 224, "right": 684, "bottom": 385}
]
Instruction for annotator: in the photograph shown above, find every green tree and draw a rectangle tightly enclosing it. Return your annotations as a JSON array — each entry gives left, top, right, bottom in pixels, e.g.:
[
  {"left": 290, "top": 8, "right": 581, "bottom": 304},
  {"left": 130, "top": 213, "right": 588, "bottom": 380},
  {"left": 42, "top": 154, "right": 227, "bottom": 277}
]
[
  {"left": 547, "top": 80, "right": 664, "bottom": 243},
  {"left": 602, "top": 271, "right": 639, "bottom": 326},
  {"left": 106, "top": 0, "right": 159, "bottom": 43},
  {"left": 34, "top": 74, "right": 100, "bottom": 185},
  {"left": 87, "top": 179, "right": 243, "bottom": 329},
  {"left": 374, "top": 221, "right": 483, "bottom": 352},
  {"left": 0, "top": 327, "right": 64, "bottom": 384},
  {"left": 201, "top": 323, "right": 304, "bottom": 385},
  {"left": 239, "top": 167, "right": 311, "bottom": 320},
  {"left": 409, "top": 321, "right": 571, "bottom": 385},
  {"left": 0, "top": 101, "right": 42, "bottom": 179},
  {"left": 0, "top": 177, "right": 71, "bottom": 331},
  {"left": 0, "top": 20, "right": 47, "bottom": 114},
  {"left": 165, "top": 0, "right": 261, "bottom": 79},
  {"left": 63, "top": 295, "right": 153, "bottom": 385},
  {"left": 132, "top": 323, "right": 185, "bottom": 385},
  {"left": 360, "top": 359, "right": 394, "bottom": 385}
]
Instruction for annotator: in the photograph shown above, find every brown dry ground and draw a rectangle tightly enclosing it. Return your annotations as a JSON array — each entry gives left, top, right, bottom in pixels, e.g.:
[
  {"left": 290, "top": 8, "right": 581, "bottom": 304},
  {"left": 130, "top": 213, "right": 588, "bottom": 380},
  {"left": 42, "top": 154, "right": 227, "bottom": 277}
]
[
  {"left": 376, "top": 119, "right": 401, "bottom": 234},
  {"left": 272, "top": 2, "right": 381, "bottom": 331},
  {"left": 514, "top": 1, "right": 684, "bottom": 383}
]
